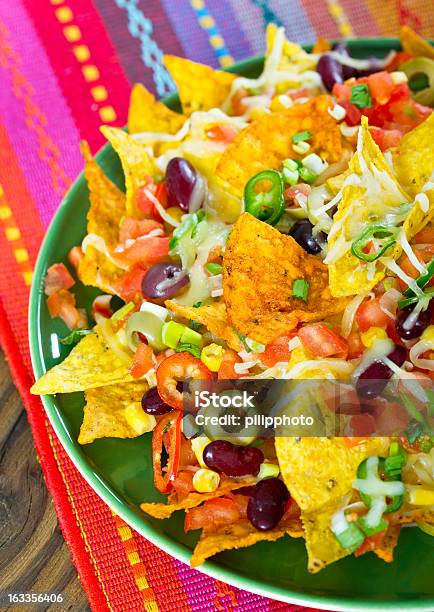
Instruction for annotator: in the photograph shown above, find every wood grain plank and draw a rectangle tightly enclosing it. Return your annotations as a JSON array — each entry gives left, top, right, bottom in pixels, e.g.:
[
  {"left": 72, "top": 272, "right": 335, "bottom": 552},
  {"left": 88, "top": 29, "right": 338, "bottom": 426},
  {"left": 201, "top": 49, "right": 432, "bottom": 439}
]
[{"left": 0, "top": 350, "right": 89, "bottom": 611}]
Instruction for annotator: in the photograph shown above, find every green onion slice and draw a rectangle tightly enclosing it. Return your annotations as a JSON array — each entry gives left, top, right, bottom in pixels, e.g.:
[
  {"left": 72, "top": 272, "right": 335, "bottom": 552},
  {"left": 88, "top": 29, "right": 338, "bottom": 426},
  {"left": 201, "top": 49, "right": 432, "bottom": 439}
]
[
  {"left": 292, "top": 130, "right": 312, "bottom": 143},
  {"left": 398, "top": 287, "right": 434, "bottom": 310},
  {"left": 206, "top": 262, "right": 223, "bottom": 275},
  {"left": 351, "top": 224, "right": 397, "bottom": 262},
  {"left": 350, "top": 83, "right": 372, "bottom": 109},
  {"left": 60, "top": 329, "right": 90, "bottom": 345},
  {"left": 244, "top": 169, "right": 285, "bottom": 226},
  {"left": 403, "top": 257, "right": 434, "bottom": 298},
  {"left": 292, "top": 278, "right": 309, "bottom": 301},
  {"left": 176, "top": 342, "right": 202, "bottom": 358}
]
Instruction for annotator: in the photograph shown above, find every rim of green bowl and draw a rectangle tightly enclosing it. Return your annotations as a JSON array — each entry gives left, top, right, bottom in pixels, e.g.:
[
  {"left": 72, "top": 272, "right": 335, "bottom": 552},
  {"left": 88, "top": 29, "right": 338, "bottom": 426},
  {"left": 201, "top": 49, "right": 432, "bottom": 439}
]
[{"left": 29, "top": 39, "right": 434, "bottom": 611}]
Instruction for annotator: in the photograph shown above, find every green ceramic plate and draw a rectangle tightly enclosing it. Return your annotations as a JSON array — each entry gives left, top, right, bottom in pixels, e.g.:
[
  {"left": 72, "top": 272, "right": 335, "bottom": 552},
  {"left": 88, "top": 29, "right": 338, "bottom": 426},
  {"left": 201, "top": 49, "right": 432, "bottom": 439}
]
[{"left": 29, "top": 39, "right": 434, "bottom": 611}]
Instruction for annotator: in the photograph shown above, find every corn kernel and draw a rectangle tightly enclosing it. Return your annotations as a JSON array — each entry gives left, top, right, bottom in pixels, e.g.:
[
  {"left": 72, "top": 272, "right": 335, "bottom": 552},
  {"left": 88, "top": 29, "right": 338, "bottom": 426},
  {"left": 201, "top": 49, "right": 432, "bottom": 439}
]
[
  {"left": 407, "top": 486, "right": 434, "bottom": 506},
  {"left": 193, "top": 468, "right": 220, "bottom": 493},
  {"left": 360, "top": 327, "right": 388, "bottom": 348},
  {"left": 270, "top": 94, "right": 293, "bottom": 112},
  {"left": 421, "top": 325, "right": 434, "bottom": 342},
  {"left": 201, "top": 343, "right": 225, "bottom": 372},
  {"left": 257, "top": 462, "right": 280, "bottom": 481},
  {"left": 191, "top": 435, "right": 212, "bottom": 467},
  {"left": 124, "top": 403, "right": 156, "bottom": 435}
]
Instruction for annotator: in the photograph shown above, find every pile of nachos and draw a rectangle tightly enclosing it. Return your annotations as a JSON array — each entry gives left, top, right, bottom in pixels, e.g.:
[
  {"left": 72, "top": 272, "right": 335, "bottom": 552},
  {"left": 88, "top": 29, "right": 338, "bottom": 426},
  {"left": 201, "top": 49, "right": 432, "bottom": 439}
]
[{"left": 32, "top": 26, "right": 434, "bottom": 572}]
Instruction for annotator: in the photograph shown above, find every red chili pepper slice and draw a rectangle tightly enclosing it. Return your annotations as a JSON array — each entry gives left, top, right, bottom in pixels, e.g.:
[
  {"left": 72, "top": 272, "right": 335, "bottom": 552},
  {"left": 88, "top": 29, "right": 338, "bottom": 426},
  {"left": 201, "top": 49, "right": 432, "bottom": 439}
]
[
  {"left": 152, "top": 410, "right": 182, "bottom": 493},
  {"left": 156, "top": 352, "right": 213, "bottom": 410}
]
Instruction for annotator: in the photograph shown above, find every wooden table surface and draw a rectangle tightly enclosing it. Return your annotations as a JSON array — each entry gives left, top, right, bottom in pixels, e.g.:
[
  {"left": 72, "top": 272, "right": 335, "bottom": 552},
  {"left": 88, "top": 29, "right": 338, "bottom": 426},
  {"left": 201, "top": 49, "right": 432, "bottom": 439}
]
[{"left": 0, "top": 350, "right": 90, "bottom": 611}]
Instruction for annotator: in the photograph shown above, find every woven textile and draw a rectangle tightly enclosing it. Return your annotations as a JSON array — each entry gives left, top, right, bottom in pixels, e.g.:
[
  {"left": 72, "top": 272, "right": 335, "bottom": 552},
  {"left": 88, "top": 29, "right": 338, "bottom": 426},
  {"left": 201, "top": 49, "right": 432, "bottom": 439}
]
[{"left": 0, "top": 1, "right": 432, "bottom": 610}]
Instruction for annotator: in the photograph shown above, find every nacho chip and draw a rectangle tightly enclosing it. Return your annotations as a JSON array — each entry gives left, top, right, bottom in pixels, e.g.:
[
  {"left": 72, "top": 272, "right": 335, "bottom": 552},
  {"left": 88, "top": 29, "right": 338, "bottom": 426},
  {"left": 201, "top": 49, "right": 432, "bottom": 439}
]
[
  {"left": 360, "top": 525, "right": 401, "bottom": 563},
  {"left": 266, "top": 23, "right": 317, "bottom": 74},
  {"left": 326, "top": 117, "right": 411, "bottom": 297},
  {"left": 215, "top": 96, "right": 342, "bottom": 197},
  {"left": 78, "top": 246, "right": 123, "bottom": 295},
  {"left": 313, "top": 37, "right": 331, "bottom": 54},
  {"left": 165, "top": 300, "right": 243, "bottom": 352},
  {"left": 275, "top": 436, "right": 389, "bottom": 513},
  {"left": 101, "top": 126, "right": 159, "bottom": 217},
  {"left": 128, "top": 83, "right": 186, "bottom": 135},
  {"left": 163, "top": 55, "right": 236, "bottom": 116},
  {"left": 140, "top": 477, "right": 256, "bottom": 519},
  {"left": 79, "top": 380, "right": 149, "bottom": 444},
  {"left": 223, "top": 213, "right": 348, "bottom": 344},
  {"left": 80, "top": 141, "right": 126, "bottom": 248},
  {"left": 191, "top": 517, "right": 303, "bottom": 567},
  {"left": 302, "top": 503, "right": 351, "bottom": 573},
  {"left": 30, "top": 325, "right": 133, "bottom": 395},
  {"left": 392, "top": 114, "right": 434, "bottom": 236},
  {"left": 400, "top": 26, "right": 434, "bottom": 60}
]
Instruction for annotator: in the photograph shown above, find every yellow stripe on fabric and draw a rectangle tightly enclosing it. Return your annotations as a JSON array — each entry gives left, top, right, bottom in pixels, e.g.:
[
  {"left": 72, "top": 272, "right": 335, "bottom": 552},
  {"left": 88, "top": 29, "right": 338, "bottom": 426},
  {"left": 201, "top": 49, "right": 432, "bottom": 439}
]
[
  {"left": 189, "top": 0, "right": 234, "bottom": 68},
  {"left": 0, "top": 186, "right": 33, "bottom": 286},
  {"left": 46, "top": 427, "right": 114, "bottom": 612},
  {"left": 326, "top": 0, "right": 354, "bottom": 37}
]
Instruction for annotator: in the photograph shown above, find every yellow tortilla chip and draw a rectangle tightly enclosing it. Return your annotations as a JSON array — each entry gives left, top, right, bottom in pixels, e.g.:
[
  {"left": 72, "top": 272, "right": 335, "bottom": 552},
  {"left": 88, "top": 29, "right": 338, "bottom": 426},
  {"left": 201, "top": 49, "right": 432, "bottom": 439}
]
[
  {"left": 400, "top": 26, "right": 434, "bottom": 60},
  {"left": 215, "top": 96, "right": 342, "bottom": 197},
  {"left": 79, "top": 380, "right": 149, "bottom": 444},
  {"left": 223, "top": 213, "right": 349, "bottom": 344},
  {"left": 372, "top": 525, "right": 401, "bottom": 563},
  {"left": 80, "top": 141, "right": 126, "bottom": 248},
  {"left": 101, "top": 126, "right": 159, "bottom": 217},
  {"left": 30, "top": 325, "right": 133, "bottom": 395},
  {"left": 163, "top": 55, "right": 236, "bottom": 116},
  {"left": 266, "top": 23, "right": 317, "bottom": 74},
  {"left": 165, "top": 300, "right": 243, "bottom": 352},
  {"left": 392, "top": 114, "right": 434, "bottom": 236},
  {"left": 326, "top": 117, "right": 411, "bottom": 297},
  {"left": 302, "top": 503, "right": 352, "bottom": 573},
  {"left": 128, "top": 83, "right": 186, "bottom": 135},
  {"left": 141, "top": 477, "right": 256, "bottom": 519},
  {"left": 78, "top": 246, "right": 123, "bottom": 295},
  {"left": 275, "top": 436, "right": 389, "bottom": 513},
  {"left": 191, "top": 518, "right": 303, "bottom": 567}
]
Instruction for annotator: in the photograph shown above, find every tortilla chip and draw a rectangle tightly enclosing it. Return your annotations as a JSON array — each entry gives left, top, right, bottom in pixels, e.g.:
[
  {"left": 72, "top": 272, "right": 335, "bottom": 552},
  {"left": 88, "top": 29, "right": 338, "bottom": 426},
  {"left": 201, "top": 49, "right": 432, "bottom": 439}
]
[
  {"left": 313, "top": 37, "right": 331, "bottom": 54},
  {"left": 140, "top": 477, "right": 256, "bottom": 519},
  {"left": 128, "top": 83, "right": 186, "bottom": 135},
  {"left": 101, "top": 126, "right": 159, "bottom": 217},
  {"left": 79, "top": 380, "right": 149, "bottom": 444},
  {"left": 372, "top": 525, "right": 401, "bottom": 563},
  {"left": 30, "top": 325, "right": 133, "bottom": 395},
  {"left": 326, "top": 117, "right": 411, "bottom": 297},
  {"left": 215, "top": 96, "right": 342, "bottom": 197},
  {"left": 163, "top": 55, "right": 236, "bottom": 116},
  {"left": 191, "top": 517, "right": 303, "bottom": 567},
  {"left": 165, "top": 300, "right": 243, "bottom": 352},
  {"left": 222, "top": 213, "right": 348, "bottom": 344},
  {"left": 392, "top": 114, "right": 434, "bottom": 236},
  {"left": 80, "top": 141, "right": 126, "bottom": 249},
  {"left": 275, "top": 436, "right": 389, "bottom": 513},
  {"left": 302, "top": 503, "right": 351, "bottom": 573},
  {"left": 400, "top": 26, "right": 434, "bottom": 60},
  {"left": 266, "top": 23, "right": 317, "bottom": 75},
  {"left": 78, "top": 246, "right": 123, "bottom": 295}
]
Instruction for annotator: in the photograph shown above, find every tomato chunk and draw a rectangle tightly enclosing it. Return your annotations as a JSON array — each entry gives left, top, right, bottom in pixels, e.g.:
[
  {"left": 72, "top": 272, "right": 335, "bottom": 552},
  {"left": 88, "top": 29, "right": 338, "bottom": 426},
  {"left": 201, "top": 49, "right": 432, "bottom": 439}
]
[
  {"left": 130, "top": 342, "right": 154, "bottom": 379},
  {"left": 119, "top": 218, "right": 164, "bottom": 243},
  {"left": 217, "top": 349, "right": 243, "bottom": 380},
  {"left": 113, "top": 263, "right": 148, "bottom": 303},
  {"left": 47, "top": 289, "right": 86, "bottom": 330},
  {"left": 261, "top": 333, "right": 296, "bottom": 367},
  {"left": 206, "top": 125, "right": 237, "bottom": 144},
  {"left": 355, "top": 297, "right": 390, "bottom": 332},
  {"left": 184, "top": 497, "right": 240, "bottom": 531},
  {"left": 44, "top": 263, "right": 75, "bottom": 296},
  {"left": 298, "top": 323, "right": 347, "bottom": 358}
]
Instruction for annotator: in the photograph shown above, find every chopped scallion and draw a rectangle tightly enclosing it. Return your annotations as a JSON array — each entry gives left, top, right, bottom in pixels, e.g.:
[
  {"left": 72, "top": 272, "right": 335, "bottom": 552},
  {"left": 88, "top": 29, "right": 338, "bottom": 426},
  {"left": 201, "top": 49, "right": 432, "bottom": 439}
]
[
  {"left": 60, "top": 329, "right": 90, "bottom": 345},
  {"left": 206, "top": 262, "right": 223, "bottom": 275},
  {"left": 292, "top": 130, "right": 312, "bottom": 143},
  {"left": 292, "top": 278, "right": 309, "bottom": 301},
  {"left": 176, "top": 343, "right": 202, "bottom": 358},
  {"left": 350, "top": 84, "right": 372, "bottom": 109}
]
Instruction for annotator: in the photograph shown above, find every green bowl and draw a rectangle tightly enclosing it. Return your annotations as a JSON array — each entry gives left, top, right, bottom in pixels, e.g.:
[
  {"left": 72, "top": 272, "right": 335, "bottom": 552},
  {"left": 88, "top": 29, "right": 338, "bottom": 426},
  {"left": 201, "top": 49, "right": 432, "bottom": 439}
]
[{"left": 29, "top": 39, "right": 434, "bottom": 610}]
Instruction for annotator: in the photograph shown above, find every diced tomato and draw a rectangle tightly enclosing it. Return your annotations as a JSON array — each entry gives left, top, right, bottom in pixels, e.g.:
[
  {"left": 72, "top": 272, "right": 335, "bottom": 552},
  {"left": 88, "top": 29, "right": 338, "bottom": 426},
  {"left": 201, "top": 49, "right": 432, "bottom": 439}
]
[
  {"left": 171, "top": 470, "right": 195, "bottom": 500},
  {"left": 261, "top": 333, "right": 297, "bottom": 367},
  {"left": 92, "top": 295, "right": 113, "bottom": 320},
  {"left": 343, "top": 413, "right": 376, "bottom": 437},
  {"left": 367, "top": 72, "right": 394, "bottom": 105},
  {"left": 372, "top": 400, "right": 409, "bottom": 436},
  {"left": 206, "top": 125, "right": 237, "bottom": 144},
  {"left": 347, "top": 330, "right": 364, "bottom": 358},
  {"left": 323, "top": 385, "right": 360, "bottom": 415},
  {"left": 67, "top": 246, "right": 84, "bottom": 272},
  {"left": 332, "top": 82, "right": 352, "bottom": 101},
  {"left": 298, "top": 323, "right": 348, "bottom": 358},
  {"left": 355, "top": 297, "right": 390, "bottom": 332},
  {"left": 370, "top": 127, "right": 402, "bottom": 151},
  {"left": 397, "top": 246, "right": 434, "bottom": 291},
  {"left": 229, "top": 493, "right": 249, "bottom": 518},
  {"left": 414, "top": 227, "right": 434, "bottom": 245},
  {"left": 118, "top": 218, "right": 164, "bottom": 243},
  {"left": 136, "top": 180, "right": 168, "bottom": 220},
  {"left": 354, "top": 530, "right": 387, "bottom": 557},
  {"left": 218, "top": 349, "right": 243, "bottom": 380},
  {"left": 44, "top": 263, "right": 75, "bottom": 296},
  {"left": 231, "top": 87, "right": 249, "bottom": 116},
  {"left": 157, "top": 353, "right": 213, "bottom": 409},
  {"left": 386, "top": 318, "right": 405, "bottom": 347},
  {"left": 340, "top": 100, "right": 362, "bottom": 126},
  {"left": 114, "top": 235, "right": 169, "bottom": 267},
  {"left": 385, "top": 51, "right": 412, "bottom": 72},
  {"left": 155, "top": 182, "right": 168, "bottom": 208},
  {"left": 47, "top": 289, "right": 83, "bottom": 330},
  {"left": 130, "top": 342, "right": 154, "bottom": 379},
  {"left": 184, "top": 497, "right": 240, "bottom": 532},
  {"left": 113, "top": 263, "right": 148, "bottom": 303}
]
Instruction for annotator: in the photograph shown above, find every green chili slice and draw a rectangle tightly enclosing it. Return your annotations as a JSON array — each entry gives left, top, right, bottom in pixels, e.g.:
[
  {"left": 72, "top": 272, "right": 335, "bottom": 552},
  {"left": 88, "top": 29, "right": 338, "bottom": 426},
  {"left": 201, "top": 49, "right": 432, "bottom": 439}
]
[
  {"left": 403, "top": 257, "right": 434, "bottom": 298},
  {"left": 244, "top": 169, "right": 285, "bottom": 226},
  {"left": 351, "top": 224, "right": 397, "bottom": 262},
  {"left": 398, "top": 287, "right": 434, "bottom": 310},
  {"left": 357, "top": 457, "right": 403, "bottom": 513}
]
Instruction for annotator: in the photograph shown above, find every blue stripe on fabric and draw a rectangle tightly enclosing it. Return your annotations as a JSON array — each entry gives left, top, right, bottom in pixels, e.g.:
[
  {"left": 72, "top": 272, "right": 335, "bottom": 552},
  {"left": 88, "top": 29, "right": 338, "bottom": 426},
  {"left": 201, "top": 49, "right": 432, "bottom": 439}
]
[{"left": 160, "top": 0, "right": 220, "bottom": 67}]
